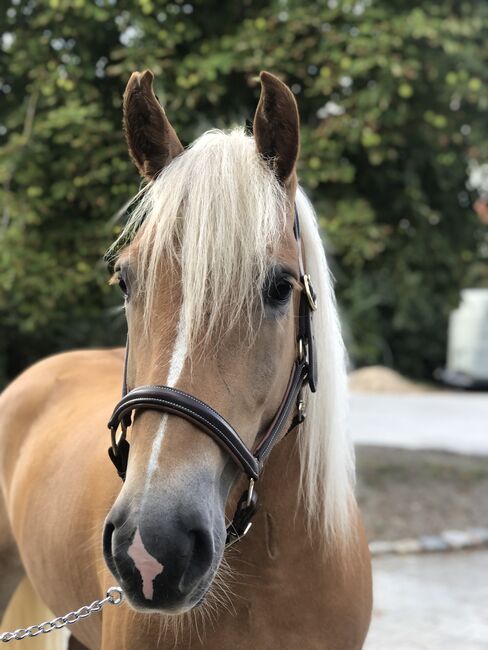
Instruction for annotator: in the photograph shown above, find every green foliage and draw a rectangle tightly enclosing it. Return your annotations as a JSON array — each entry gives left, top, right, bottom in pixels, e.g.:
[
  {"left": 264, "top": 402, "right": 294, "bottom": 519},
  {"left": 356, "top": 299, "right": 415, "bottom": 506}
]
[{"left": 1, "top": 0, "right": 487, "bottom": 383}]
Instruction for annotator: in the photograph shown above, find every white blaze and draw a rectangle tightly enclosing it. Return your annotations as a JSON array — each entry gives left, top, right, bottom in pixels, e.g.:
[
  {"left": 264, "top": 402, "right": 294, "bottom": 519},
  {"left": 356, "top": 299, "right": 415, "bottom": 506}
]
[
  {"left": 129, "top": 312, "right": 187, "bottom": 600},
  {"left": 143, "top": 311, "right": 187, "bottom": 493}
]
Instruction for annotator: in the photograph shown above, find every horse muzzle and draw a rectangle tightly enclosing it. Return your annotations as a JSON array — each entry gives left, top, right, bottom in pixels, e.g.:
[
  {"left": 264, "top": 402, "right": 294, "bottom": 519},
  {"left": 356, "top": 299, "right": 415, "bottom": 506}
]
[{"left": 102, "top": 488, "right": 225, "bottom": 613}]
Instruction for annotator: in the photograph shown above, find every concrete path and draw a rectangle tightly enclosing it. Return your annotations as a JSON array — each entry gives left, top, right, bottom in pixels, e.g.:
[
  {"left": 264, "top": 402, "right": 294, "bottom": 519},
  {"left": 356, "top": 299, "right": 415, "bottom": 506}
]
[
  {"left": 365, "top": 550, "right": 488, "bottom": 649},
  {"left": 350, "top": 392, "right": 488, "bottom": 455}
]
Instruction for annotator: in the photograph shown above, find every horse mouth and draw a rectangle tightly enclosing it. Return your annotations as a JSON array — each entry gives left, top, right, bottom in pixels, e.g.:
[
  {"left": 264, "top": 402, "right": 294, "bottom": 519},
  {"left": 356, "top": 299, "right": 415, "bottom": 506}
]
[{"left": 120, "top": 577, "right": 214, "bottom": 615}]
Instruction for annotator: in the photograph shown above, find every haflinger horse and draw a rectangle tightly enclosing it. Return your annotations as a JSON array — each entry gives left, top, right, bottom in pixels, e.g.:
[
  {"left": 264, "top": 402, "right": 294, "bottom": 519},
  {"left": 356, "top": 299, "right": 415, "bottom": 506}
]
[{"left": 0, "top": 71, "right": 372, "bottom": 649}]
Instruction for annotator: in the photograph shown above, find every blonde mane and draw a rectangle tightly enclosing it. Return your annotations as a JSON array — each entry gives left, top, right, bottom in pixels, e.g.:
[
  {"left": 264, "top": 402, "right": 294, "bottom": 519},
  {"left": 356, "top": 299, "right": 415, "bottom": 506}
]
[
  {"left": 111, "top": 128, "right": 286, "bottom": 349},
  {"left": 110, "top": 128, "right": 354, "bottom": 544},
  {"left": 296, "top": 187, "right": 355, "bottom": 544}
]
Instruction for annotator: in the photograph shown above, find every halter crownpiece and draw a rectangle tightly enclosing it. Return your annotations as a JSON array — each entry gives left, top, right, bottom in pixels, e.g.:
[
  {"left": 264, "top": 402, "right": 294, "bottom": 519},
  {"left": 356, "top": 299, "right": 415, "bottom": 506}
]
[{"left": 107, "top": 206, "right": 317, "bottom": 546}]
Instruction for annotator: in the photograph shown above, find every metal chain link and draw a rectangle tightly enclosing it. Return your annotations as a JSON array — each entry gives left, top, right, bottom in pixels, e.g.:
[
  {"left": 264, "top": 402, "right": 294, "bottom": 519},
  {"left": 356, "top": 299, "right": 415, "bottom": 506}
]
[{"left": 0, "top": 587, "right": 124, "bottom": 644}]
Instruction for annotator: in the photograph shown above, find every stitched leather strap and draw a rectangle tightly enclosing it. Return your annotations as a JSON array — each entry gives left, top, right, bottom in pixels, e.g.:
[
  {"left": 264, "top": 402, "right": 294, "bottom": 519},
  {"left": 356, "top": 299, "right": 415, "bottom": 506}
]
[
  {"left": 253, "top": 359, "right": 308, "bottom": 464},
  {"left": 107, "top": 357, "right": 308, "bottom": 481},
  {"left": 108, "top": 385, "right": 260, "bottom": 480}
]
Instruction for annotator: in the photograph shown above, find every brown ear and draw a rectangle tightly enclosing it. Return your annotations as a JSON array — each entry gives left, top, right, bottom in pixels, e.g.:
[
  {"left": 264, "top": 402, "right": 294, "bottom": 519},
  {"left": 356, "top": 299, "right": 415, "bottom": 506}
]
[
  {"left": 253, "top": 71, "right": 300, "bottom": 184},
  {"left": 123, "top": 70, "right": 183, "bottom": 181}
]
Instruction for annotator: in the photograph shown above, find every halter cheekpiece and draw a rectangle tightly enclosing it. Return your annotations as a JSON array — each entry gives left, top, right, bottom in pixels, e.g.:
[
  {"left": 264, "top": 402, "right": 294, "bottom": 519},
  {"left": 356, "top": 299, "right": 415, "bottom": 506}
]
[{"left": 107, "top": 206, "right": 317, "bottom": 546}]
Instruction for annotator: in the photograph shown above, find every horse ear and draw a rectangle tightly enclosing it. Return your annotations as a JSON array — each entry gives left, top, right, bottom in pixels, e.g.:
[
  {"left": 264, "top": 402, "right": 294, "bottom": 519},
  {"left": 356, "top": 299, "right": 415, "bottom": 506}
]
[
  {"left": 123, "top": 70, "right": 184, "bottom": 181},
  {"left": 253, "top": 71, "right": 300, "bottom": 184}
]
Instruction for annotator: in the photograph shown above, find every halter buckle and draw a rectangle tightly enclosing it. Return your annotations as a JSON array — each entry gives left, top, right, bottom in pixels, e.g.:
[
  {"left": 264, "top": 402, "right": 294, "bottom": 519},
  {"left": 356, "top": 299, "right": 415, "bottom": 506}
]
[
  {"left": 303, "top": 274, "right": 318, "bottom": 311},
  {"left": 226, "top": 523, "right": 253, "bottom": 548},
  {"left": 242, "top": 522, "right": 253, "bottom": 538},
  {"left": 225, "top": 479, "right": 258, "bottom": 547}
]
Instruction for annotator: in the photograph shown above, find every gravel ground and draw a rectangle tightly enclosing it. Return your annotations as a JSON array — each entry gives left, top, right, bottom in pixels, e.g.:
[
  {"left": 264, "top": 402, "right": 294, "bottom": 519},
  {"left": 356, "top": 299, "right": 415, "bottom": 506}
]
[{"left": 356, "top": 446, "right": 488, "bottom": 541}]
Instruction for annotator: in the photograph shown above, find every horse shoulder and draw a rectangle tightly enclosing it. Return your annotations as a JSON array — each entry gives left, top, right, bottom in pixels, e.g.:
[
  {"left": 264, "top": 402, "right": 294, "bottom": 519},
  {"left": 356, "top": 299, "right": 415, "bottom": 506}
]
[
  {"left": 0, "top": 349, "right": 124, "bottom": 650},
  {"left": 0, "top": 349, "right": 124, "bottom": 493}
]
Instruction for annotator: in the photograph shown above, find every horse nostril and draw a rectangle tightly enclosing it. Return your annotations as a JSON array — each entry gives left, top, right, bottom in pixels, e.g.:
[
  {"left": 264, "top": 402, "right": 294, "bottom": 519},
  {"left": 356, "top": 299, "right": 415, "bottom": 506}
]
[
  {"left": 102, "top": 521, "right": 116, "bottom": 573},
  {"left": 179, "top": 527, "right": 214, "bottom": 591}
]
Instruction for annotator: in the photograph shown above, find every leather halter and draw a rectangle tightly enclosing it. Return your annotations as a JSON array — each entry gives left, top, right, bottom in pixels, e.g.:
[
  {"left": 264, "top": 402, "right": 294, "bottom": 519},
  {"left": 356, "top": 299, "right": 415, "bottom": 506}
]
[{"left": 107, "top": 207, "right": 317, "bottom": 546}]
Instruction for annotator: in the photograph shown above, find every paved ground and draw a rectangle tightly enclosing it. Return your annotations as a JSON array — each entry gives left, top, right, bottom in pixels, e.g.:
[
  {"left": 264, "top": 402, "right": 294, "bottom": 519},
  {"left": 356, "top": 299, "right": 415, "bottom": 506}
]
[
  {"left": 365, "top": 550, "right": 488, "bottom": 650},
  {"left": 349, "top": 374, "right": 488, "bottom": 648},
  {"left": 350, "top": 392, "right": 488, "bottom": 455}
]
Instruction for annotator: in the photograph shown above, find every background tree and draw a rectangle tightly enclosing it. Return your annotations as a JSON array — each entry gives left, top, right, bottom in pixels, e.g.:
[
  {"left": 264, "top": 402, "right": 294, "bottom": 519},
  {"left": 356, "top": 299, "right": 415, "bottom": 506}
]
[{"left": 1, "top": 0, "right": 487, "bottom": 385}]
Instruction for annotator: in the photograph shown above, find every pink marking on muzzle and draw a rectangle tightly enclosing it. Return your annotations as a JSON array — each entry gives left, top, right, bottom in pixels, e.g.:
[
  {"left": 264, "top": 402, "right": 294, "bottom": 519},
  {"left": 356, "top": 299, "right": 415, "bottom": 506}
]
[{"left": 127, "top": 527, "right": 164, "bottom": 600}]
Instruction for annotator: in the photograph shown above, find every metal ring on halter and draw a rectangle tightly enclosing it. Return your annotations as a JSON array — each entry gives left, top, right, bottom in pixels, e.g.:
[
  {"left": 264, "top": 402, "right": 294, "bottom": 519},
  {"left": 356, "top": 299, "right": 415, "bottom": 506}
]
[
  {"left": 246, "top": 478, "right": 255, "bottom": 507},
  {"left": 303, "top": 274, "right": 318, "bottom": 311},
  {"left": 111, "top": 421, "right": 127, "bottom": 457}
]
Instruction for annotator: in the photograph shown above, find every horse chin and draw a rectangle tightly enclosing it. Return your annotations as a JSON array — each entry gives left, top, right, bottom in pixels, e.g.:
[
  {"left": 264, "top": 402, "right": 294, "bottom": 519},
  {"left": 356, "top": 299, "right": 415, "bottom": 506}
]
[{"left": 120, "top": 571, "right": 216, "bottom": 616}]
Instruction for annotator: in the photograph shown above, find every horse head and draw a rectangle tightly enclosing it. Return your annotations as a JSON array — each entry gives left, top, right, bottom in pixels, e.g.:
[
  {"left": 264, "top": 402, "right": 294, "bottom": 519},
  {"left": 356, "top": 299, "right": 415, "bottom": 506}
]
[
  {"left": 102, "top": 70, "right": 352, "bottom": 616},
  {"left": 104, "top": 71, "right": 310, "bottom": 613}
]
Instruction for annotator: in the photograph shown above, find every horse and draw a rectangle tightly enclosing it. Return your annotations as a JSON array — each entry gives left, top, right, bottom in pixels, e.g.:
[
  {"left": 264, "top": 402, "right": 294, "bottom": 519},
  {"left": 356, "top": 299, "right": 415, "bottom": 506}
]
[{"left": 0, "top": 70, "right": 372, "bottom": 649}]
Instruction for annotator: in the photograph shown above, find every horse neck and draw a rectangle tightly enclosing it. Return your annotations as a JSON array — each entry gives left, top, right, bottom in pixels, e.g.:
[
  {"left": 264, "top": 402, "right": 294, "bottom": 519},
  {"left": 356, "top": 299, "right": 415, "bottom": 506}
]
[{"left": 219, "top": 429, "right": 372, "bottom": 649}]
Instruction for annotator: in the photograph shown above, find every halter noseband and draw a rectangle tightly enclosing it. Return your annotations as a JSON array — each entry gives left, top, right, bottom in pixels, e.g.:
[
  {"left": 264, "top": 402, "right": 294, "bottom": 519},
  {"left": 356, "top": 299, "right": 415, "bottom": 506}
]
[{"left": 107, "top": 207, "right": 317, "bottom": 546}]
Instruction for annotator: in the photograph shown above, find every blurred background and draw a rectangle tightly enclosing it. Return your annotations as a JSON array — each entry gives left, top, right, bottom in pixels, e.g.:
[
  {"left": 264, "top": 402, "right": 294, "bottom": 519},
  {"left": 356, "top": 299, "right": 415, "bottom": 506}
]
[
  {"left": 1, "top": 1, "right": 487, "bottom": 648},
  {"left": 1, "top": 0, "right": 488, "bottom": 384}
]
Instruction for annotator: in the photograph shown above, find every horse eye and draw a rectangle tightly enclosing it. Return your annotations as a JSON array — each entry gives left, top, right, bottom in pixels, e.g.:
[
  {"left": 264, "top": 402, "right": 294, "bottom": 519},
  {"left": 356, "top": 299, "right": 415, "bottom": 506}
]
[
  {"left": 118, "top": 275, "right": 128, "bottom": 298},
  {"left": 111, "top": 269, "right": 129, "bottom": 299},
  {"left": 264, "top": 274, "right": 293, "bottom": 307}
]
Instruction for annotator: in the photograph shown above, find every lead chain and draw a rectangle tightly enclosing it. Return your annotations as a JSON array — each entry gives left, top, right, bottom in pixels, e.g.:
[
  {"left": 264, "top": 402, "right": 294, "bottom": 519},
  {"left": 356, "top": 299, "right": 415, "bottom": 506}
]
[{"left": 0, "top": 587, "right": 124, "bottom": 644}]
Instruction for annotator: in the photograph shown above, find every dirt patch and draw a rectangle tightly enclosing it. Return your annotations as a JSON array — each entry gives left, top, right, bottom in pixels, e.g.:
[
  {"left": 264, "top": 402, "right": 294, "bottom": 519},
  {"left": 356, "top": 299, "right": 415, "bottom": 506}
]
[
  {"left": 349, "top": 366, "right": 433, "bottom": 393},
  {"left": 356, "top": 446, "right": 488, "bottom": 540}
]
